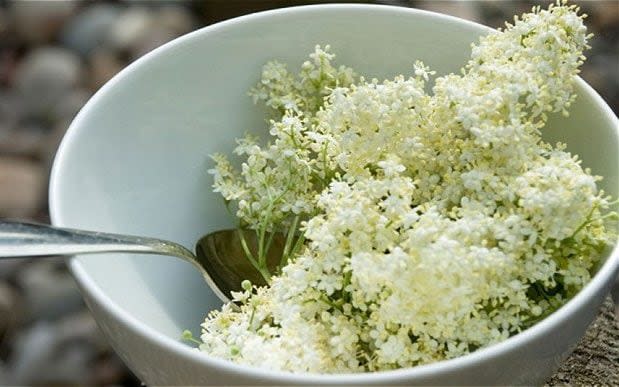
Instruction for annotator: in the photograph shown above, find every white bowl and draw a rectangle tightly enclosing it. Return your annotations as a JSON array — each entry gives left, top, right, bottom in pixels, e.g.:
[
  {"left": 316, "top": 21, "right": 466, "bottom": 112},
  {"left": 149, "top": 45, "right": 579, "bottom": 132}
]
[{"left": 49, "top": 4, "right": 618, "bottom": 385}]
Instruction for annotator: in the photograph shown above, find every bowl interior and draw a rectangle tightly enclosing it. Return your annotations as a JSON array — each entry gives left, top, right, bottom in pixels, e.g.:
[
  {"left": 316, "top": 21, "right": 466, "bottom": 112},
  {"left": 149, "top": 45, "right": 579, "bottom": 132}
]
[{"left": 50, "top": 5, "right": 618, "bottom": 360}]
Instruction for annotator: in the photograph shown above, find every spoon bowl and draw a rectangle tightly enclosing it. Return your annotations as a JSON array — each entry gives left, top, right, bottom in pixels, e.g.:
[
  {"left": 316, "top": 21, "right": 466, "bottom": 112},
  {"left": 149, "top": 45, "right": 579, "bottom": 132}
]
[{"left": 195, "top": 229, "right": 285, "bottom": 299}]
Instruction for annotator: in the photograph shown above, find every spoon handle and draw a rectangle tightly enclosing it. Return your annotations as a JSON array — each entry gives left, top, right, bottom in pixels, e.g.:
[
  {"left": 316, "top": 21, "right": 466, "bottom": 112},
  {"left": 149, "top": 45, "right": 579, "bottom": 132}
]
[{"left": 0, "top": 220, "right": 195, "bottom": 261}]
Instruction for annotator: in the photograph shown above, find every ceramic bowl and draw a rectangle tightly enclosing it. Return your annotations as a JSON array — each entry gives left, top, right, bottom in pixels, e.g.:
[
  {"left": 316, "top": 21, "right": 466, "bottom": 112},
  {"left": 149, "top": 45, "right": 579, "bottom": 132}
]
[{"left": 49, "top": 4, "right": 618, "bottom": 385}]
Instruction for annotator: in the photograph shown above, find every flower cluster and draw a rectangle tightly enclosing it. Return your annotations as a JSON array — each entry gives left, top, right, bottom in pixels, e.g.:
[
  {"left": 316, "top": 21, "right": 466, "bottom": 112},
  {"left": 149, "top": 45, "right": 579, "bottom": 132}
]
[
  {"left": 209, "top": 45, "right": 357, "bottom": 278},
  {"left": 201, "top": 2, "right": 616, "bottom": 373}
]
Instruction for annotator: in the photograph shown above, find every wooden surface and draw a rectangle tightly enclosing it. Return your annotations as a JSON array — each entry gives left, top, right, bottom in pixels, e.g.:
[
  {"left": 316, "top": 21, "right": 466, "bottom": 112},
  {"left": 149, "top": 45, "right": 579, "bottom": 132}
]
[{"left": 546, "top": 296, "right": 618, "bottom": 386}]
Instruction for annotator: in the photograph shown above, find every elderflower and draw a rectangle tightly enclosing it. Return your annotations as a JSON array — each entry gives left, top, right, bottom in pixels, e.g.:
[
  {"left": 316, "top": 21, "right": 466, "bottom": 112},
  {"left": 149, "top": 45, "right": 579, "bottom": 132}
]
[{"left": 200, "top": 2, "right": 616, "bottom": 373}]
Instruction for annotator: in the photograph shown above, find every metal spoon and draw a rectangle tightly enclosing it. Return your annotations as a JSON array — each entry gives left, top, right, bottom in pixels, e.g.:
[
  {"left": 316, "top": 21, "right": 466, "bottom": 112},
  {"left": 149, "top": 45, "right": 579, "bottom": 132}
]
[{"left": 0, "top": 220, "right": 285, "bottom": 303}]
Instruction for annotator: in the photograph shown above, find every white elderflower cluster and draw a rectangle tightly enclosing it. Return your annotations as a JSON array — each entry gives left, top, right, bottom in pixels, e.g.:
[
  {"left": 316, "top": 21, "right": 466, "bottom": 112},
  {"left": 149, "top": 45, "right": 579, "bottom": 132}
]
[
  {"left": 209, "top": 46, "right": 357, "bottom": 278},
  {"left": 200, "top": 2, "right": 616, "bottom": 373},
  {"left": 248, "top": 44, "right": 357, "bottom": 119}
]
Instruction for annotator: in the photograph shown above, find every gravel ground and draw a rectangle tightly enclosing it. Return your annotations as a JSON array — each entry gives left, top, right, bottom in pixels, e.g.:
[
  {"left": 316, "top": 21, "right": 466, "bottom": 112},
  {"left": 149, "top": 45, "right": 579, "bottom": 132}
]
[{"left": 0, "top": 1, "right": 617, "bottom": 385}]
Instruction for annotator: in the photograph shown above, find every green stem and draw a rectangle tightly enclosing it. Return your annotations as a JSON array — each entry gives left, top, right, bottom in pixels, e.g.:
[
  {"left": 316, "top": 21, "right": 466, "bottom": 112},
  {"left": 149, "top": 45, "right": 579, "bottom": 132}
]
[
  {"left": 223, "top": 199, "right": 234, "bottom": 218},
  {"left": 257, "top": 225, "right": 267, "bottom": 268},
  {"left": 257, "top": 198, "right": 277, "bottom": 269},
  {"left": 257, "top": 266, "right": 271, "bottom": 283},
  {"left": 569, "top": 205, "right": 597, "bottom": 239},
  {"left": 256, "top": 226, "right": 277, "bottom": 283},
  {"left": 237, "top": 228, "right": 261, "bottom": 273},
  {"left": 319, "top": 141, "right": 333, "bottom": 189},
  {"left": 289, "top": 233, "right": 306, "bottom": 260},
  {"left": 281, "top": 215, "right": 300, "bottom": 267},
  {"left": 239, "top": 227, "right": 272, "bottom": 284},
  {"left": 605, "top": 198, "right": 619, "bottom": 207},
  {"left": 287, "top": 130, "right": 300, "bottom": 148},
  {"left": 248, "top": 305, "right": 257, "bottom": 329},
  {"left": 264, "top": 228, "right": 276, "bottom": 262},
  {"left": 181, "top": 330, "right": 202, "bottom": 345},
  {"left": 596, "top": 212, "right": 619, "bottom": 223},
  {"left": 242, "top": 173, "right": 297, "bottom": 283}
]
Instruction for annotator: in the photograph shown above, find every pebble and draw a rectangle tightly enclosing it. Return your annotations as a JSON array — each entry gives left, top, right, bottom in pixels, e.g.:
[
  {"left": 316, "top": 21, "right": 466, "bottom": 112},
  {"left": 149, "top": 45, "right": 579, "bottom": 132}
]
[
  {"left": 7, "top": 321, "right": 95, "bottom": 385},
  {"left": 0, "top": 7, "right": 6, "bottom": 35},
  {"left": 41, "top": 118, "right": 73, "bottom": 173},
  {"left": 156, "top": 5, "right": 196, "bottom": 36},
  {"left": 88, "top": 49, "right": 124, "bottom": 91},
  {"left": 8, "top": 1, "right": 77, "bottom": 45},
  {"left": 0, "top": 91, "right": 19, "bottom": 131},
  {"left": 0, "top": 259, "right": 27, "bottom": 281},
  {"left": 3, "top": 310, "right": 122, "bottom": 385},
  {"left": 61, "top": 3, "right": 122, "bottom": 56},
  {"left": 127, "top": 6, "right": 196, "bottom": 58},
  {"left": 7, "top": 322, "right": 55, "bottom": 384},
  {"left": 16, "top": 260, "right": 85, "bottom": 323},
  {"left": 37, "top": 89, "right": 92, "bottom": 176},
  {"left": 106, "top": 7, "right": 154, "bottom": 54},
  {"left": 104, "top": 6, "right": 195, "bottom": 59},
  {"left": 0, "top": 282, "right": 21, "bottom": 336},
  {"left": 51, "top": 88, "right": 91, "bottom": 124},
  {"left": 131, "top": 24, "right": 178, "bottom": 59},
  {"left": 0, "top": 44, "right": 19, "bottom": 87},
  {"left": 413, "top": 1, "right": 481, "bottom": 23},
  {"left": 53, "top": 311, "right": 108, "bottom": 356},
  {"left": 13, "top": 47, "right": 82, "bottom": 121},
  {"left": 93, "top": 356, "right": 130, "bottom": 385},
  {"left": 0, "top": 157, "right": 45, "bottom": 218},
  {"left": 0, "top": 125, "right": 47, "bottom": 158}
]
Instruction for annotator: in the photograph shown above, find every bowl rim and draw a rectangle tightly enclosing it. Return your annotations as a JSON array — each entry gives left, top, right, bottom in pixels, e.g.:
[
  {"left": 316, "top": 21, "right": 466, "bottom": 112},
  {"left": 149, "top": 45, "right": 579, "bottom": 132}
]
[{"left": 49, "top": 3, "right": 619, "bottom": 384}]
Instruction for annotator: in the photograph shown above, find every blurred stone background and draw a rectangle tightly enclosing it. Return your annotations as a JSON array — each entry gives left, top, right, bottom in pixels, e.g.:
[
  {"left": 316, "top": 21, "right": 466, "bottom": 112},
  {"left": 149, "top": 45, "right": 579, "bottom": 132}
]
[{"left": 0, "top": 1, "right": 616, "bottom": 385}]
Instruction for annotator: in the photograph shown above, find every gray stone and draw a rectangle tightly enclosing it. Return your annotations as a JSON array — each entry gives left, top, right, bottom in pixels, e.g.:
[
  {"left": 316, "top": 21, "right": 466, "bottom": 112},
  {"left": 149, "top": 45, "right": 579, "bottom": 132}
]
[
  {"left": 414, "top": 1, "right": 481, "bottom": 24},
  {"left": 128, "top": 6, "right": 196, "bottom": 59},
  {"left": 39, "top": 342, "right": 96, "bottom": 384},
  {"left": 0, "top": 361, "right": 6, "bottom": 384},
  {"left": 55, "top": 311, "right": 102, "bottom": 348},
  {"left": 8, "top": 321, "right": 95, "bottom": 385},
  {"left": 0, "top": 259, "right": 28, "bottom": 281},
  {"left": 2, "top": 310, "right": 110, "bottom": 385},
  {"left": 0, "top": 157, "right": 45, "bottom": 218},
  {"left": 88, "top": 49, "right": 124, "bottom": 91},
  {"left": 131, "top": 25, "right": 177, "bottom": 59},
  {"left": 156, "top": 5, "right": 196, "bottom": 36},
  {"left": 106, "top": 7, "right": 154, "bottom": 54},
  {"left": 17, "top": 260, "right": 84, "bottom": 323},
  {"left": 51, "top": 88, "right": 91, "bottom": 123},
  {"left": 0, "top": 125, "right": 47, "bottom": 158},
  {"left": 9, "top": 1, "right": 77, "bottom": 45},
  {"left": 0, "top": 91, "right": 19, "bottom": 132},
  {"left": 61, "top": 3, "right": 122, "bottom": 56},
  {"left": 13, "top": 47, "right": 82, "bottom": 121},
  {"left": 8, "top": 321, "right": 56, "bottom": 384},
  {"left": 0, "top": 7, "right": 6, "bottom": 33},
  {"left": 0, "top": 282, "right": 22, "bottom": 336},
  {"left": 0, "top": 44, "right": 18, "bottom": 88},
  {"left": 42, "top": 118, "right": 73, "bottom": 172},
  {"left": 93, "top": 356, "right": 128, "bottom": 385}
]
